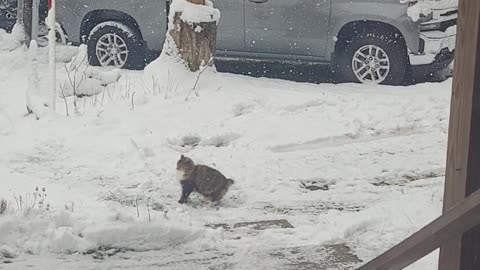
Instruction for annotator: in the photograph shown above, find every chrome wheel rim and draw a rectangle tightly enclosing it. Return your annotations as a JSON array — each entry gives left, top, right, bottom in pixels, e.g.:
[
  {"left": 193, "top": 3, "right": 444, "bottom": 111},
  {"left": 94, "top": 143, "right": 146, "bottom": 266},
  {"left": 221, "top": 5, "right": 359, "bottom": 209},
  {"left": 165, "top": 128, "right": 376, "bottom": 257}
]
[
  {"left": 352, "top": 45, "right": 390, "bottom": 84},
  {"left": 96, "top": 33, "right": 128, "bottom": 68}
]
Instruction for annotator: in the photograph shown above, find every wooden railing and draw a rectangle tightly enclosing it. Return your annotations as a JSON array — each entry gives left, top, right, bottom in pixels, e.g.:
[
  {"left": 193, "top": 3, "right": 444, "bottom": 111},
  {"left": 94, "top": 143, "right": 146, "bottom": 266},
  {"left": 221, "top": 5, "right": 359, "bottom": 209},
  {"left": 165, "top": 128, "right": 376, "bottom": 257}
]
[{"left": 356, "top": 188, "right": 480, "bottom": 270}]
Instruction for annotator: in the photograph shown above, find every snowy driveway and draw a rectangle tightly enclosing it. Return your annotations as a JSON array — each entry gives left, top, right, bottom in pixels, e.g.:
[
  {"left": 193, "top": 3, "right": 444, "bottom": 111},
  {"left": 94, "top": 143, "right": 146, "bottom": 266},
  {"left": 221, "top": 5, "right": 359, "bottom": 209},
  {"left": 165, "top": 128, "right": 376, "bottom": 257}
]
[{"left": 0, "top": 41, "right": 450, "bottom": 269}]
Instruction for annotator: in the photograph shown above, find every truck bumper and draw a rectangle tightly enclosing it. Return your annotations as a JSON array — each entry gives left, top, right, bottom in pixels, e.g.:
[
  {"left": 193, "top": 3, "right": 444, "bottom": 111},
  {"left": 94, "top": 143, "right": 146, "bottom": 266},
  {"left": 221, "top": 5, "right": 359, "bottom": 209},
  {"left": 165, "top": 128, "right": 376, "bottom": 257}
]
[
  {"left": 409, "top": 26, "right": 456, "bottom": 66},
  {"left": 411, "top": 48, "right": 454, "bottom": 78}
]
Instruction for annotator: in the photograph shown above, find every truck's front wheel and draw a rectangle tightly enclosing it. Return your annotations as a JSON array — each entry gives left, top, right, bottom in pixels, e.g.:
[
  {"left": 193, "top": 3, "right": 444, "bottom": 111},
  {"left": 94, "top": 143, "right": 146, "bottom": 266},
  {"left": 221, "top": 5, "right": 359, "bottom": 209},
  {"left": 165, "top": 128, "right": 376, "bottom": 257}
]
[
  {"left": 87, "top": 22, "right": 145, "bottom": 70},
  {"left": 334, "top": 31, "right": 408, "bottom": 85}
]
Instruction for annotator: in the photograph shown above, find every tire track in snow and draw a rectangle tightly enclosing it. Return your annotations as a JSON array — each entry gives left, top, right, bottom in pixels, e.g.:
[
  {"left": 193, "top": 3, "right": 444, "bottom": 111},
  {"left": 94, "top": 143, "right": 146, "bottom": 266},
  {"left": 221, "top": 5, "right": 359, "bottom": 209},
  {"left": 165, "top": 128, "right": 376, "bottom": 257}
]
[{"left": 270, "top": 127, "right": 434, "bottom": 153}]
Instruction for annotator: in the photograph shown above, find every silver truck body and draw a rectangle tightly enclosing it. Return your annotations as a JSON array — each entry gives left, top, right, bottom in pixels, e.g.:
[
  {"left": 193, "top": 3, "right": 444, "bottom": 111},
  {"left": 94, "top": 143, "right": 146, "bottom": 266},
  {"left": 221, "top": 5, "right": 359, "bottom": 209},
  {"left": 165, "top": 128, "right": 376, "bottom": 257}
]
[{"left": 56, "top": 0, "right": 457, "bottom": 83}]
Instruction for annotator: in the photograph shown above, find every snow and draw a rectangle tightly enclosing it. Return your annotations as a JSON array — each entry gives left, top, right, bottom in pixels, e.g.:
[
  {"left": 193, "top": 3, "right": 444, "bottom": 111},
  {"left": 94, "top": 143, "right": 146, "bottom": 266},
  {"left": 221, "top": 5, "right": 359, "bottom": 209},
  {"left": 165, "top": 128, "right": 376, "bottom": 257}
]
[
  {"left": 144, "top": 0, "right": 219, "bottom": 97},
  {"left": 407, "top": 0, "right": 458, "bottom": 22},
  {"left": 0, "top": 29, "right": 20, "bottom": 51},
  {"left": 169, "top": 0, "right": 221, "bottom": 25},
  {"left": 0, "top": 199, "right": 218, "bottom": 257},
  {"left": 0, "top": 28, "right": 453, "bottom": 269},
  {"left": 89, "top": 21, "right": 136, "bottom": 39},
  {"left": 59, "top": 45, "right": 122, "bottom": 97}
]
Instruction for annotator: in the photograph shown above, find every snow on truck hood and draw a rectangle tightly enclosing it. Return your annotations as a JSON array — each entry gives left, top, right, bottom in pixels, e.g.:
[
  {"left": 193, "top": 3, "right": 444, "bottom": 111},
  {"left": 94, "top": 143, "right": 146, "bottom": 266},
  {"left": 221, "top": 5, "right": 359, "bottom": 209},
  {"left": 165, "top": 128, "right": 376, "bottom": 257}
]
[{"left": 405, "top": 0, "right": 458, "bottom": 22}]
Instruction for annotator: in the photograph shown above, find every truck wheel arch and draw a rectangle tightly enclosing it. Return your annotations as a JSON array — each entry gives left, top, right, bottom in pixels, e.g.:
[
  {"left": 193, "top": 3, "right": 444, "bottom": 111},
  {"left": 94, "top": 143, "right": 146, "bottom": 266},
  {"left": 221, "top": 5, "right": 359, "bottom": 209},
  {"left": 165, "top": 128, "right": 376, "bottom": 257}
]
[
  {"left": 80, "top": 10, "right": 143, "bottom": 43},
  {"left": 334, "top": 20, "right": 407, "bottom": 54}
]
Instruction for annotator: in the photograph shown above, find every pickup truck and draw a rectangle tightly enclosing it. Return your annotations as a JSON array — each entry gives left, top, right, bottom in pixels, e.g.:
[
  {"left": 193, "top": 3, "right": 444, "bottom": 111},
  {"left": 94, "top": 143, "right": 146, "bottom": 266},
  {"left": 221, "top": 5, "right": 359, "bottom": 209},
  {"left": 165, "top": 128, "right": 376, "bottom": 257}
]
[
  {"left": 0, "top": 0, "right": 17, "bottom": 32},
  {"left": 55, "top": 0, "right": 457, "bottom": 85}
]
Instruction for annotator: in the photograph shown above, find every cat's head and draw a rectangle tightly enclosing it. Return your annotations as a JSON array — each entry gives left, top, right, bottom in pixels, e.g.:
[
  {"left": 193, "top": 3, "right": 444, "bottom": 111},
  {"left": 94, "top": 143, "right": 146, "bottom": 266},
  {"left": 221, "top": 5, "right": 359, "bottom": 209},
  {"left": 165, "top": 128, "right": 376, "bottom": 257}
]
[{"left": 176, "top": 154, "right": 195, "bottom": 181}]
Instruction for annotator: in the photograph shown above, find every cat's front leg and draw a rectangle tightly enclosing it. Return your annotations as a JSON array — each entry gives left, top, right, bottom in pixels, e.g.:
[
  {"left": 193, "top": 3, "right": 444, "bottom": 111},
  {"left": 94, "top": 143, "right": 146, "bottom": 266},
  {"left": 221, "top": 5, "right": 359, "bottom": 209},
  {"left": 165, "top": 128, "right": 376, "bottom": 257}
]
[{"left": 178, "top": 181, "right": 194, "bottom": 204}]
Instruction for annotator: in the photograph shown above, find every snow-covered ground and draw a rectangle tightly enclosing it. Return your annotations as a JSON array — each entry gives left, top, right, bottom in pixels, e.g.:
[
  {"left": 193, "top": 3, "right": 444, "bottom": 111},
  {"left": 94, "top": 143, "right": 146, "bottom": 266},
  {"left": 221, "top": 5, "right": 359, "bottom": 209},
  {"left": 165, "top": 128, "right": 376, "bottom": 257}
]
[{"left": 0, "top": 30, "right": 451, "bottom": 269}]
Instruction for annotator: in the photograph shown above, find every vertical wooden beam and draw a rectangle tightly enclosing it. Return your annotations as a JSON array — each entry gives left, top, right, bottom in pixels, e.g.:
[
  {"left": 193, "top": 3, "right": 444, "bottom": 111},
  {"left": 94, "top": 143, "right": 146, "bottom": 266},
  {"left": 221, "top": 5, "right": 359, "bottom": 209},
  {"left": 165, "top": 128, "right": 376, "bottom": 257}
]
[{"left": 439, "top": 0, "right": 480, "bottom": 269}]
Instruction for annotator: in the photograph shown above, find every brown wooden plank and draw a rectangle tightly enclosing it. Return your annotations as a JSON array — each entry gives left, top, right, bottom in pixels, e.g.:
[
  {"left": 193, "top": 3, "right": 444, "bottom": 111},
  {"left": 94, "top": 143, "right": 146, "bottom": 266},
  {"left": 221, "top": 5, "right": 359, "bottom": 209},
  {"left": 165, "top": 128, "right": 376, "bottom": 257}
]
[
  {"left": 439, "top": 0, "right": 480, "bottom": 269},
  {"left": 459, "top": 16, "right": 480, "bottom": 270},
  {"left": 356, "top": 188, "right": 480, "bottom": 270}
]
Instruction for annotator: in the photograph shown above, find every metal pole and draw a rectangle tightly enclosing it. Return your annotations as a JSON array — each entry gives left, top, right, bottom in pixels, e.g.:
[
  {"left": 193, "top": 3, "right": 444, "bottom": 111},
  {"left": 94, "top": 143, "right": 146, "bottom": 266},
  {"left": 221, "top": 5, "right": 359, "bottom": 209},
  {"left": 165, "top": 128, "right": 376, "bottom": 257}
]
[
  {"left": 31, "top": 0, "right": 39, "bottom": 41},
  {"left": 48, "top": 0, "right": 56, "bottom": 111},
  {"left": 16, "top": 0, "right": 24, "bottom": 25}
]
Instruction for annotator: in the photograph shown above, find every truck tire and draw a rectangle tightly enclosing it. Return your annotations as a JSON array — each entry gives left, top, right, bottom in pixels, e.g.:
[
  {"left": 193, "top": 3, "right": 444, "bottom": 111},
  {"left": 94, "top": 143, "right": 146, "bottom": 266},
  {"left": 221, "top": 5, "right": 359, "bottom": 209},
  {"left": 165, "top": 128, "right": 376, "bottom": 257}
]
[
  {"left": 87, "top": 21, "right": 145, "bottom": 70},
  {"left": 334, "top": 31, "right": 408, "bottom": 85}
]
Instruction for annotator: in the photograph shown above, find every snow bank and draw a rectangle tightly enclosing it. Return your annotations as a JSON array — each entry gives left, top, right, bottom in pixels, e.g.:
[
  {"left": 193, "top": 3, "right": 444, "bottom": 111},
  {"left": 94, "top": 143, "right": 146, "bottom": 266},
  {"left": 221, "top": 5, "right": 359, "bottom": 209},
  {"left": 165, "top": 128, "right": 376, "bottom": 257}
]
[
  {"left": 83, "top": 223, "right": 207, "bottom": 252},
  {"left": 59, "top": 45, "right": 122, "bottom": 97},
  {"left": 0, "top": 207, "right": 218, "bottom": 258},
  {"left": 0, "top": 29, "right": 21, "bottom": 51},
  {"left": 26, "top": 41, "right": 51, "bottom": 119},
  {"left": 0, "top": 209, "right": 89, "bottom": 257}
]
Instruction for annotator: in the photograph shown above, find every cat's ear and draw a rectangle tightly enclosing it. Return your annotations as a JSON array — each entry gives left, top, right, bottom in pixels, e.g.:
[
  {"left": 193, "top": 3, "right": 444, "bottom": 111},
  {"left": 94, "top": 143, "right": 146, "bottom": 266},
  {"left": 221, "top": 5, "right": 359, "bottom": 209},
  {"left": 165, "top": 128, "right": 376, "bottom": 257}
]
[{"left": 181, "top": 154, "right": 185, "bottom": 159}]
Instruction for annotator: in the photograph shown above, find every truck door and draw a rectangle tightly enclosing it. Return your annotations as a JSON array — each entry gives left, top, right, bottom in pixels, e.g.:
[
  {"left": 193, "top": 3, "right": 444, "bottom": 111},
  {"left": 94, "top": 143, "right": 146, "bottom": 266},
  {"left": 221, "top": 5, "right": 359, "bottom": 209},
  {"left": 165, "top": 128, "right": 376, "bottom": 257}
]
[
  {"left": 244, "top": 0, "right": 331, "bottom": 57},
  {"left": 212, "top": 0, "right": 246, "bottom": 53}
]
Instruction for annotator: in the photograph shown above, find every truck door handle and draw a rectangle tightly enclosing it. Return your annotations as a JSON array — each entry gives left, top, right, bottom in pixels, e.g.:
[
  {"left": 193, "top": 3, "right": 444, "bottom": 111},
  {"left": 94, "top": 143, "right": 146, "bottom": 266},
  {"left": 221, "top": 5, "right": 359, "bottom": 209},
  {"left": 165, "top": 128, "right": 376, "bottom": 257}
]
[{"left": 248, "top": 0, "right": 268, "bottom": 3}]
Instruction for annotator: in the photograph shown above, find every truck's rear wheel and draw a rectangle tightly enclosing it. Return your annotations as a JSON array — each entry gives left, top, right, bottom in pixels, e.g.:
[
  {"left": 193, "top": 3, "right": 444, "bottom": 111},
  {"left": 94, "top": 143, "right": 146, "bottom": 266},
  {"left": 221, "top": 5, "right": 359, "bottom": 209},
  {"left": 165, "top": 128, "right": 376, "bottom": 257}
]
[
  {"left": 87, "top": 21, "right": 145, "bottom": 70},
  {"left": 334, "top": 31, "right": 408, "bottom": 85}
]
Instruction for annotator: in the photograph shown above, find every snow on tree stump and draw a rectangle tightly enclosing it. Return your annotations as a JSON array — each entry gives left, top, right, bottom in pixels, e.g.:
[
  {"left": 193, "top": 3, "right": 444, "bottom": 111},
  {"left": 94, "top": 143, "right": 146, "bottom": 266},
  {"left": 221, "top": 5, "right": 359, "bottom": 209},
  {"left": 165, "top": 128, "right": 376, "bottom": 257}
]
[
  {"left": 143, "top": 0, "right": 220, "bottom": 96},
  {"left": 169, "top": 0, "right": 220, "bottom": 72},
  {"left": 187, "top": 0, "right": 205, "bottom": 5}
]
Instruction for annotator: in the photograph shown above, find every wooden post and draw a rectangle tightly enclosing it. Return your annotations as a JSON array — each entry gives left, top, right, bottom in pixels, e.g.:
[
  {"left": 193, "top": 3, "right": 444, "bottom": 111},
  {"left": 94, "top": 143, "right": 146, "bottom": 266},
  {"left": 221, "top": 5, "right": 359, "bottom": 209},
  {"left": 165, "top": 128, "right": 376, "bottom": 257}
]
[{"left": 438, "top": 0, "right": 480, "bottom": 268}]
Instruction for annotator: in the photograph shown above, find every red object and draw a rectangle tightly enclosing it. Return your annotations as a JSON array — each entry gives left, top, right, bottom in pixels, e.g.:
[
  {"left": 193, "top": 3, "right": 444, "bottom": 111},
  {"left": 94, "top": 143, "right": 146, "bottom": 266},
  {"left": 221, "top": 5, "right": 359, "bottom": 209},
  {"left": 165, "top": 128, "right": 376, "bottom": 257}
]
[{"left": 48, "top": 0, "right": 52, "bottom": 9}]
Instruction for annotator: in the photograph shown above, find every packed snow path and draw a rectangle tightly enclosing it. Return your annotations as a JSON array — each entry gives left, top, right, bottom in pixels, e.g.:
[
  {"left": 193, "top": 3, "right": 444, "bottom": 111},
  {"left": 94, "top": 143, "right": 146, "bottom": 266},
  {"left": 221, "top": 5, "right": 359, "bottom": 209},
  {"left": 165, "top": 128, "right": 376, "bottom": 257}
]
[{"left": 0, "top": 38, "right": 450, "bottom": 269}]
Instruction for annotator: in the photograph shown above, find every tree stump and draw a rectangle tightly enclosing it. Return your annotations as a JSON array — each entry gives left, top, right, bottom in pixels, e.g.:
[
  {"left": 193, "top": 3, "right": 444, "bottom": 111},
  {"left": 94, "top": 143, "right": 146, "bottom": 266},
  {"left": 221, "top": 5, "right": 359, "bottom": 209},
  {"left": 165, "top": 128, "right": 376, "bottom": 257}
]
[{"left": 169, "top": 12, "right": 217, "bottom": 72}]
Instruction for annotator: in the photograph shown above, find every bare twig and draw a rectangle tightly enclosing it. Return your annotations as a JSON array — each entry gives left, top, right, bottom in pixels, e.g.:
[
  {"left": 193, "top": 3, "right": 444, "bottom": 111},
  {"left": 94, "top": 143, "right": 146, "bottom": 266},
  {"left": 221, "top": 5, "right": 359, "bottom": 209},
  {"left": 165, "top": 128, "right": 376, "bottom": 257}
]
[
  {"left": 147, "top": 198, "right": 151, "bottom": 222},
  {"left": 131, "top": 92, "right": 136, "bottom": 111},
  {"left": 59, "top": 82, "right": 70, "bottom": 116},
  {"left": 135, "top": 198, "right": 140, "bottom": 218},
  {"left": 108, "top": 190, "right": 122, "bottom": 202},
  {"left": 0, "top": 199, "right": 7, "bottom": 215},
  {"left": 185, "top": 58, "right": 213, "bottom": 101}
]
